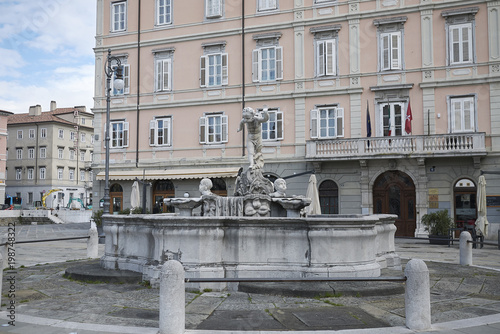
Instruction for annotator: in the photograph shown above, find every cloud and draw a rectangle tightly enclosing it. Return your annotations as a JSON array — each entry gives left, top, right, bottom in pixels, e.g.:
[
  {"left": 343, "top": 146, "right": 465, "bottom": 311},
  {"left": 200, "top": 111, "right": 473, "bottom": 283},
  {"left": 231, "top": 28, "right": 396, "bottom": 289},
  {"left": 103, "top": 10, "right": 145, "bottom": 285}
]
[
  {"left": 0, "top": 48, "right": 25, "bottom": 77},
  {"left": 0, "top": 64, "right": 95, "bottom": 114}
]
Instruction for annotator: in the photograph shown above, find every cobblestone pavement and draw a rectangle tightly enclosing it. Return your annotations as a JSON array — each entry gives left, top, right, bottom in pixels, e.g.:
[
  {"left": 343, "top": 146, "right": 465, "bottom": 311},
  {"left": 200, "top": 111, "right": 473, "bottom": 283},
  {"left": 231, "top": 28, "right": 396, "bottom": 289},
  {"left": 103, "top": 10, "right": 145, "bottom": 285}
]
[{"left": 0, "top": 223, "right": 499, "bottom": 333}]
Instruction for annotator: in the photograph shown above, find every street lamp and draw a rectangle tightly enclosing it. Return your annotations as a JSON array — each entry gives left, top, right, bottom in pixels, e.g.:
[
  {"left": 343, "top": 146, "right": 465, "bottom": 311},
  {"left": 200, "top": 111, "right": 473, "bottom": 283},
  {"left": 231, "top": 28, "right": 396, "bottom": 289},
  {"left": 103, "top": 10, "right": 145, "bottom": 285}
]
[{"left": 103, "top": 49, "right": 124, "bottom": 214}]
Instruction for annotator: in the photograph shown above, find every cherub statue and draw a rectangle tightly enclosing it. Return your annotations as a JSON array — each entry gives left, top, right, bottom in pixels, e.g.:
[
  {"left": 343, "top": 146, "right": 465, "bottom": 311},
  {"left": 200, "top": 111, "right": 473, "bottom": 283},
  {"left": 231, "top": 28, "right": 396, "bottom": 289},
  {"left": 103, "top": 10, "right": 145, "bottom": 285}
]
[
  {"left": 199, "top": 178, "right": 214, "bottom": 196},
  {"left": 270, "top": 178, "right": 287, "bottom": 197},
  {"left": 237, "top": 106, "right": 269, "bottom": 169}
]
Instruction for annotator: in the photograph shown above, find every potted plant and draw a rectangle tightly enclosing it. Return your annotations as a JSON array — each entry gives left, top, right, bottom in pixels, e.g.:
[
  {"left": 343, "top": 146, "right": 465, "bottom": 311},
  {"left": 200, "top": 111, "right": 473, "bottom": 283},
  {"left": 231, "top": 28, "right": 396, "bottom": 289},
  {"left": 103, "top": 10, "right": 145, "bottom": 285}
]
[{"left": 421, "top": 209, "right": 454, "bottom": 245}]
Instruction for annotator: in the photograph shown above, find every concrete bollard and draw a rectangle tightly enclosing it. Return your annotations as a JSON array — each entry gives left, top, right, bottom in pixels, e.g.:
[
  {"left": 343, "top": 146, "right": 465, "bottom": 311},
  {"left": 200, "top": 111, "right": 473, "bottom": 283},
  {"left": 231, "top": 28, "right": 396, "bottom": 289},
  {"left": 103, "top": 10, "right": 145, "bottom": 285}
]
[
  {"left": 159, "top": 260, "right": 185, "bottom": 334},
  {"left": 87, "top": 220, "right": 99, "bottom": 259},
  {"left": 405, "top": 259, "right": 431, "bottom": 331},
  {"left": 460, "top": 231, "right": 473, "bottom": 266}
]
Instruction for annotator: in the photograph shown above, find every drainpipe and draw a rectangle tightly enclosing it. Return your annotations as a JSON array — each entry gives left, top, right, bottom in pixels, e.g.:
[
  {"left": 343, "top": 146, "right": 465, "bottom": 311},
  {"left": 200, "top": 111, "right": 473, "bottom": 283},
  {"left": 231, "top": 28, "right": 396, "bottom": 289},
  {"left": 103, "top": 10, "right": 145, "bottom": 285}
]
[
  {"left": 241, "top": 0, "right": 246, "bottom": 157},
  {"left": 135, "top": 0, "right": 141, "bottom": 168}
]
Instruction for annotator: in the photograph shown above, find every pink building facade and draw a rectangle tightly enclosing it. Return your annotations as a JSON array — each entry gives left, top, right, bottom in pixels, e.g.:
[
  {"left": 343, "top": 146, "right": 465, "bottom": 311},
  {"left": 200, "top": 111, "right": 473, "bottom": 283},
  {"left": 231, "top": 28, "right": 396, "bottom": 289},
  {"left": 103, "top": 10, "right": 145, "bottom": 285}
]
[{"left": 93, "top": 0, "right": 500, "bottom": 238}]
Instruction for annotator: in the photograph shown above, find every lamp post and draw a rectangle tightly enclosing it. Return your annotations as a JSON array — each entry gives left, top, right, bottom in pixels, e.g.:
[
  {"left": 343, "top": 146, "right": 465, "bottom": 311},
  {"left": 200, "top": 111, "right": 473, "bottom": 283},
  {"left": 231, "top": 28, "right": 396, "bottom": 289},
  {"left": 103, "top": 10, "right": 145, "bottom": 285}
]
[{"left": 103, "top": 49, "right": 124, "bottom": 214}]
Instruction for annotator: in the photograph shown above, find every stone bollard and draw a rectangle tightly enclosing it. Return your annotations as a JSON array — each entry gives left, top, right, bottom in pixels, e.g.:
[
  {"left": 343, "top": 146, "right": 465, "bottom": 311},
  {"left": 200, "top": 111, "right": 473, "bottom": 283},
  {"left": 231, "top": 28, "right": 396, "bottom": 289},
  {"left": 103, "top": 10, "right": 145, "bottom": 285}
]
[
  {"left": 460, "top": 231, "right": 473, "bottom": 266},
  {"left": 404, "top": 259, "right": 431, "bottom": 331},
  {"left": 159, "top": 260, "right": 185, "bottom": 334}
]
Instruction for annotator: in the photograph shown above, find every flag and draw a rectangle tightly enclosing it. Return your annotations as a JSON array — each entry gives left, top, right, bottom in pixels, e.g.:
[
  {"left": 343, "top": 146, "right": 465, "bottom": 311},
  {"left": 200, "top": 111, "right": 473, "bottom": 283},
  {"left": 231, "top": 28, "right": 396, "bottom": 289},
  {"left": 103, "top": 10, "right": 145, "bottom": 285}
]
[
  {"left": 405, "top": 100, "right": 413, "bottom": 134},
  {"left": 366, "top": 101, "right": 371, "bottom": 138},
  {"left": 388, "top": 116, "right": 392, "bottom": 137}
]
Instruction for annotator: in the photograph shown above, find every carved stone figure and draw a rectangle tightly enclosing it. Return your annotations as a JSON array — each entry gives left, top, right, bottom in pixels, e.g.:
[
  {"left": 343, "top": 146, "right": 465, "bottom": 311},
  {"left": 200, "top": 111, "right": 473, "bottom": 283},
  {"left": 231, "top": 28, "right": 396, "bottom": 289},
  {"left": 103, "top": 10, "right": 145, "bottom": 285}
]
[
  {"left": 237, "top": 107, "right": 269, "bottom": 169},
  {"left": 270, "top": 178, "right": 287, "bottom": 197}
]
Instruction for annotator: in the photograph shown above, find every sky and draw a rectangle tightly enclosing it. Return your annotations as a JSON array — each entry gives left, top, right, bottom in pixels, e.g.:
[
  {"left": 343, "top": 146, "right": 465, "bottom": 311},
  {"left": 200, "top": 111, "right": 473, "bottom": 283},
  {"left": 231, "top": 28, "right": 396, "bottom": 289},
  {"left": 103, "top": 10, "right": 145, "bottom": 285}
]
[{"left": 0, "top": 0, "right": 96, "bottom": 114}]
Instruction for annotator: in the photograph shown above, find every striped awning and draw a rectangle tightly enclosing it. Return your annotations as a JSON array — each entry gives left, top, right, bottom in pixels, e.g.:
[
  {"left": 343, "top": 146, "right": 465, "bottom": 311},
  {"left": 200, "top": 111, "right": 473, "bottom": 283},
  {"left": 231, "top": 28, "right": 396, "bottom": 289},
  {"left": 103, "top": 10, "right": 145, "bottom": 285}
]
[{"left": 96, "top": 167, "right": 241, "bottom": 181}]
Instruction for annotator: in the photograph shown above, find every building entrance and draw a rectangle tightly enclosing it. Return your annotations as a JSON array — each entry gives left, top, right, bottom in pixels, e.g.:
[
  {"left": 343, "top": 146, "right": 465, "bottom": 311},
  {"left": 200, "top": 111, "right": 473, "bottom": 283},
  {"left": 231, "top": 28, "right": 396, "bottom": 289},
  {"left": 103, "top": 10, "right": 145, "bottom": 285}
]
[{"left": 373, "top": 171, "right": 416, "bottom": 237}]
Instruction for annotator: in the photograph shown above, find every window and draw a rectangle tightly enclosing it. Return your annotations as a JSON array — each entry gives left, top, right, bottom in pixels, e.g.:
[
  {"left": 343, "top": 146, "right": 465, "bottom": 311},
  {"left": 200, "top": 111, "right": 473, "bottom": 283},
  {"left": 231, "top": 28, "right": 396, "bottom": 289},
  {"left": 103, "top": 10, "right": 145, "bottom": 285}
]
[
  {"left": 200, "top": 53, "right": 228, "bottom": 87},
  {"left": 16, "top": 149, "right": 22, "bottom": 160},
  {"left": 316, "top": 39, "right": 336, "bottom": 77},
  {"left": 261, "top": 109, "right": 283, "bottom": 141},
  {"left": 40, "top": 147, "right": 46, "bottom": 159},
  {"left": 90, "top": 152, "right": 94, "bottom": 162},
  {"left": 206, "top": 0, "right": 222, "bottom": 18},
  {"left": 58, "top": 168, "right": 63, "bottom": 180},
  {"left": 380, "top": 102, "right": 404, "bottom": 137},
  {"left": 80, "top": 150, "right": 85, "bottom": 161},
  {"left": 28, "top": 192, "right": 33, "bottom": 205},
  {"left": 449, "top": 23, "right": 473, "bottom": 65},
  {"left": 310, "top": 106, "right": 344, "bottom": 139},
  {"left": 40, "top": 167, "right": 46, "bottom": 180},
  {"left": 28, "top": 148, "right": 34, "bottom": 159},
  {"left": 70, "top": 131, "right": 76, "bottom": 141},
  {"left": 81, "top": 133, "right": 86, "bottom": 142},
  {"left": 199, "top": 113, "right": 228, "bottom": 144},
  {"left": 41, "top": 128, "right": 47, "bottom": 138},
  {"left": 15, "top": 168, "right": 22, "bottom": 180},
  {"left": 58, "top": 129, "right": 64, "bottom": 139},
  {"left": 69, "top": 169, "right": 75, "bottom": 181},
  {"left": 17, "top": 130, "right": 22, "bottom": 139},
  {"left": 258, "top": 0, "right": 277, "bottom": 11},
  {"left": 110, "top": 121, "right": 129, "bottom": 148},
  {"left": 252, "top": 46, "right": 283, "bottom": 82},
  {"left": 81, "top": 118, "right": 86, "bottom": 125},
  {"left": 156, "top": 0, "right": 172, "bottom": 25},
  {"left": 155, "top": 59, "right": 172, "bottom": 92},
  {"left": 150, "top": 117, "right": 172, "bottom": 146},
  {"left": 58, "top": 148, "right": 64, "bottom": 159},
  {"left": 29, "top": 129, "right": 35, "bottom": 139},
  {"left": 91, "top": 135, "right": 95, "bottom": 144},
  {"left": 70, "top": 149, "right": 75, "bottom": 160},
  {"left": 27, "top": 168, "right": 34, "bottom": 180},
  {"left": 80, "top": 170, "right": 86, "bottom": 182},
  {"left": 90, "top": 170, "right": 94, "bottom": 181},
  {"left": 450, "top": 96, "right": 475, "bottom": 133},
  {"left": 112, "top": 63, "right": 130, "bottom": 95},
  {"left": 111, "top": 1, "right": 127, "bottom": 32},
  {"left": 380, "top": 32, "right": 401, "bottom": 71}
]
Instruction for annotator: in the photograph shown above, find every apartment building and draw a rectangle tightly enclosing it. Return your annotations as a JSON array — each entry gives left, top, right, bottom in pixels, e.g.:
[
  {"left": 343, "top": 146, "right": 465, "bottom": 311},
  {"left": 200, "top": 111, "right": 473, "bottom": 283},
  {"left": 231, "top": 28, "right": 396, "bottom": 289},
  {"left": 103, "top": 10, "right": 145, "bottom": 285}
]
[
  {"left": 0, "top": 110, "right": 13, "bottom": 203},
  {"left": 93, "top": 0, "right": 500, "bottom": 238},
  {"left": 6, "top": 103, "right": 94, "bottom": 209}
]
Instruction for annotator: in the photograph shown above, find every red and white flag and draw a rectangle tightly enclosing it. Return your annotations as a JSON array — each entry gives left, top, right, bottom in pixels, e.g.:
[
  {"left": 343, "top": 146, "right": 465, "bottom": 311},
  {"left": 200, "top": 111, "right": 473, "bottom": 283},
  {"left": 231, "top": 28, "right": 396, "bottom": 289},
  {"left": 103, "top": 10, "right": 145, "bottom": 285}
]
[{"left": 405, "top": 101, "right": 413, "bottom": 134}]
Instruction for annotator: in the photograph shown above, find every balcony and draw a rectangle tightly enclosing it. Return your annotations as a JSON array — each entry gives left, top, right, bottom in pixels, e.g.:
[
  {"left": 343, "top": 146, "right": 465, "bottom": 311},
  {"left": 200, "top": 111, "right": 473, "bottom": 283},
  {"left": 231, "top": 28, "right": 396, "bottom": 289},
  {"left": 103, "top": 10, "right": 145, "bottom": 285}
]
[{"left": 306, "top": 133, "right": 486, "bottom": 161}]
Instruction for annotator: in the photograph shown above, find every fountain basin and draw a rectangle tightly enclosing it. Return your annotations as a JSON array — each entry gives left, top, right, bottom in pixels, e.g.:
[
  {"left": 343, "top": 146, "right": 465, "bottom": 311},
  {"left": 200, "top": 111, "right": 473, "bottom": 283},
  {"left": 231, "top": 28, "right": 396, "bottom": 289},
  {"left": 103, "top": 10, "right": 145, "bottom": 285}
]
[{"left": 101, "top": 214, "right": 399, "bottom": 290}]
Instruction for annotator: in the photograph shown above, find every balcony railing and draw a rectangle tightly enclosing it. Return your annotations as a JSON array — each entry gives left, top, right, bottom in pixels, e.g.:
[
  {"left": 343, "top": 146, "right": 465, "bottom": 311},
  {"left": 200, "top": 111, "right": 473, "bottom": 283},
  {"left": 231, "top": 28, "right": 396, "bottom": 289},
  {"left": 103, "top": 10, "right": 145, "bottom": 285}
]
[{"left": 306, "top": 133, "right": 486, "bottom": 160}]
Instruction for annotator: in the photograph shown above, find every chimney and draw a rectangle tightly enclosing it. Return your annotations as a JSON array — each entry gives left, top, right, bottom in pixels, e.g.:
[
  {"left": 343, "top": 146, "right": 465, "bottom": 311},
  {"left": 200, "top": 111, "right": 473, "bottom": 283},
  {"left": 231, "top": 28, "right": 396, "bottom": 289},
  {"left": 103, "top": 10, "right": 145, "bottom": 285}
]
[
  {"left": 29, "top": 105, "right": 42, "bottom": 116},
  {"left": 74, "top": 105, "right": 86, "bottom": 113},
  {"left": 50, "top": 101, "right": 57, "bottom": 111}
]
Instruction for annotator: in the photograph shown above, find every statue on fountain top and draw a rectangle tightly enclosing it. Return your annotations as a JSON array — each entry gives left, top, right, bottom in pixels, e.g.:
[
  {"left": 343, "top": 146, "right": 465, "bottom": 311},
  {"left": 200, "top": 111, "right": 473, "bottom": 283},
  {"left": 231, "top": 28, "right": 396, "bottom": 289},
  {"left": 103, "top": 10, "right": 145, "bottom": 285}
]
[{"left": 237, "top": 106, "right": 269, "bottom": 170}]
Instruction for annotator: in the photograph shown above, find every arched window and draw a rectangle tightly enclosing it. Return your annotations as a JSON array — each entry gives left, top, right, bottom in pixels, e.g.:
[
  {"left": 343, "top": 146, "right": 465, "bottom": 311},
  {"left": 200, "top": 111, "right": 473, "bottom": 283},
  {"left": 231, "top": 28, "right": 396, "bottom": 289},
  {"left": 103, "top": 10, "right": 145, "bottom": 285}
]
[
  {"left": 453, "top": 178, "right": 476, "bottom": 229},
  {"left": 153, "top": 180, "right": 175, "bottom": 213},
  {"left": 110, "top": 183, "right": 123, "bottom": 214},
  {"left": 211, "top": 178, "right": 227, "bottom": 196},
  {"left": 319, "top": 180, "right": 338, "bottom": 214}
]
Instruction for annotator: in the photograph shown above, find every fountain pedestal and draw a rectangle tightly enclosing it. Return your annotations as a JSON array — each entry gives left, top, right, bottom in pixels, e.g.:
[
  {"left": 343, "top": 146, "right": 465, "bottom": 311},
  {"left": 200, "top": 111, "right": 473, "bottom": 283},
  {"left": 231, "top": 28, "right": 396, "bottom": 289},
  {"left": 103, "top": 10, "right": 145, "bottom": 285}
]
[
  {"left": 272, "top": 197, "right": 312, "bottom": 217},
  {"left": 164, "top": 198, "right": 202, "bottom": 216}
]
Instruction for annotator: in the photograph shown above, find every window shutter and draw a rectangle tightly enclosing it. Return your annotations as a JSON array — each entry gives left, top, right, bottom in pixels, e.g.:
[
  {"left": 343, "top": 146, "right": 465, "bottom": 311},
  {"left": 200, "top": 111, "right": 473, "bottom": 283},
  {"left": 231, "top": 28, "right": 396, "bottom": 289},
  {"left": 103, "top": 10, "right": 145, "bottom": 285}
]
[
  {"left": 391, "top": 33, "right": 401, "bottom": 70},
  {"left": 326, "top": 40, "right": 336, "bottom": 76},
  {"left": 277, "top": 111, "right": 284, "bottom": 140},
  {"left": 463, "top": 25, "right": 472, "bottom": 63},
  {"left": 381, "top": 34, "right": 390, "bottom": 71},
  {"left": 275, "top": 46, "right": 283, "bottom": 80},
  {"left": 200, "top": 56, "right": 207, "bottom": 87},
  {"left": 450, "top": 26, "right": 460, "bottom": 64},
  {"left": 336, "top": 108, "right": 344, "bottom": 137},
  {"left": 123, "top": 64, "right": 130, "bottom": 94},
  {"left": 221, "top": 115, "right": 228, "bottom": 143},
  {"left": 317, "top": 41, "right": 325, "bottom": 77},
  {"left": 123, "top": 122, "right": 129, "bottom": 147},
  {"left": 252, "top": 49, "right": 260, "bottom": 82},
  {"left": 311, "top": 109, "right": 319, "bottom": 139},
  {"left": 222, "top": 53, "right": 228, "bottom": 85},
  {"left": 166, "top": 118, "right": 171, "bottom": 145},
  {"left": 156, "top": 60, "right": 163, "bottom": 91},
  {"left": 199, "top": 117, "right": 207, "bottom": 144},
  {"left": 163, "top": 60, "right": 171, "bottom": 91},
  {"left": 149, "top": 120, "right": 156, "bottom": 146}
]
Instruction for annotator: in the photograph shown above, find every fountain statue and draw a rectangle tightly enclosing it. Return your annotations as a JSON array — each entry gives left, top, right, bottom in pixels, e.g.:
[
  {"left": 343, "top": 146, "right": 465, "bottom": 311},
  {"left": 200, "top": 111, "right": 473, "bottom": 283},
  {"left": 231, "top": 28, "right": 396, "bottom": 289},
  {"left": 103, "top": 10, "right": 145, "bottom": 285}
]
[{"left": 100, "top": 106, "right": 401, "bottom": 290}]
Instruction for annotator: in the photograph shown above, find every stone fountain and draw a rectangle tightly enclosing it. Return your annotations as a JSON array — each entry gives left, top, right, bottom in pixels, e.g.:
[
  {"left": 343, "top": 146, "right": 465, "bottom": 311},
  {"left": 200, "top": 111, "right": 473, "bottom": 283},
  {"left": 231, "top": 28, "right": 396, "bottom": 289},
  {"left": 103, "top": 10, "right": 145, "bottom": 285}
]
[{"left": 101, "top": 107, "right": 400, "bottom": 289}]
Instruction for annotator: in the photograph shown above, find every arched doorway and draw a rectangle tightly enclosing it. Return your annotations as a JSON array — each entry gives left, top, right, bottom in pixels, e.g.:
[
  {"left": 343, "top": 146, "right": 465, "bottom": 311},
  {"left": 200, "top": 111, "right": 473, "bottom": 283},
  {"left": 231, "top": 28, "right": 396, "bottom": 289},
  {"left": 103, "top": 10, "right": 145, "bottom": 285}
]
[
  {"left": 373, "top": 171, "right": 416, "bottom": 237},
  {"left": 110, "top": 183, "right": 123, "bottom": 214},
  {"left": 211, "top": 178, "right": 227, "bottom": 196},
  {"left": 319, "top": 180, "right": 339, "bottom": 214},
  {"left": 153, "top": 180, "right": 175, "bottom": 213},
  {"left": 454, "top": 178, "right": 477, "bottom": 230}
]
